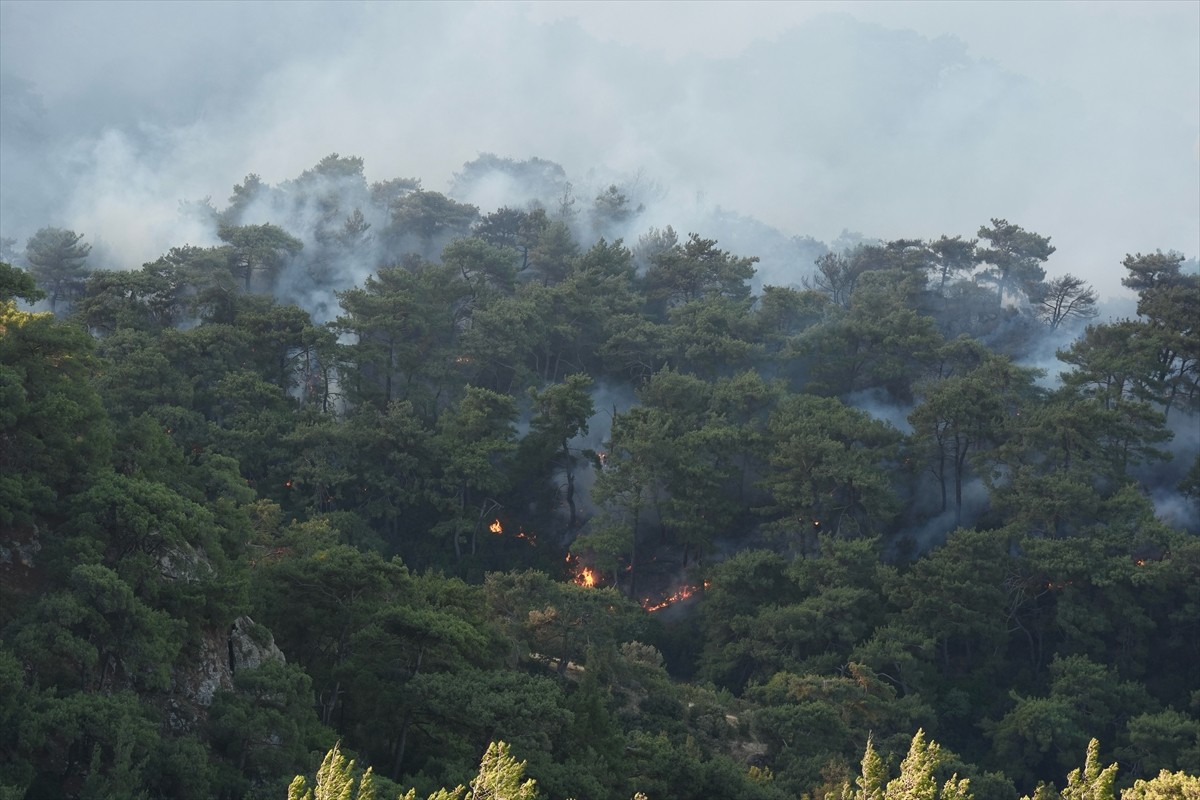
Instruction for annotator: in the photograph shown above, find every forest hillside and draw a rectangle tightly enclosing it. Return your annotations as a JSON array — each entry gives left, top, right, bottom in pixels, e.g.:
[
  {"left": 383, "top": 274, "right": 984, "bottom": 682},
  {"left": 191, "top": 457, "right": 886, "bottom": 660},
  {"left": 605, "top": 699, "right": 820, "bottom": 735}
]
[{"left": 1, "top": 153, "right": 1198, "bottom": 800}]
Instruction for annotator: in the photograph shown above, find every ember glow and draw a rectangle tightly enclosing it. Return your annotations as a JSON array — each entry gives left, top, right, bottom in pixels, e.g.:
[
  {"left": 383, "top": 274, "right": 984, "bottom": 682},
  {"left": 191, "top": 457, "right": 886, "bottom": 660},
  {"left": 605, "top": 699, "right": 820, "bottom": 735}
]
[
  {"left": 490, "top": 519, "right": 536, "bottom": 545},
  {"left": 642, "top": 581, "right": 709, "bottom": 613}
]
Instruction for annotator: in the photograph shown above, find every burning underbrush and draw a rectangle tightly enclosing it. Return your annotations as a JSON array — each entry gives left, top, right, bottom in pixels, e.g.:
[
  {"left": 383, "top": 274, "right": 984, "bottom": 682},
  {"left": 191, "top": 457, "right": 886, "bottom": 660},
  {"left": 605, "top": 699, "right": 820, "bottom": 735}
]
[
  {"left": 565, "top": 547, "right": 708, "bottom": 615},
  {"left": 488, "top": 518, "right": 537, "bottom": 546}
]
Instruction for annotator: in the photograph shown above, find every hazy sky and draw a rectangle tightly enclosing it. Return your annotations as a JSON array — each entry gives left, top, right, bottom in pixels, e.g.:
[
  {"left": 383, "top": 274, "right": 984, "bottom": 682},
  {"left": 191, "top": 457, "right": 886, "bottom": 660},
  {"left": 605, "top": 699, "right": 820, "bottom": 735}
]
[{"left": 1, "top": 0, "right": 1196, "bottom": 298}]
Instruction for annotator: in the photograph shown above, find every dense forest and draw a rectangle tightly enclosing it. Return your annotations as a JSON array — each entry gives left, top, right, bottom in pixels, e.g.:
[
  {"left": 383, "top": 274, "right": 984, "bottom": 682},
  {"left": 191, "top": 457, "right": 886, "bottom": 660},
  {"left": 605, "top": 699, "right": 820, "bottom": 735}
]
[{"left": 1, "top": 153, "right": 1197, "bottom": 800}]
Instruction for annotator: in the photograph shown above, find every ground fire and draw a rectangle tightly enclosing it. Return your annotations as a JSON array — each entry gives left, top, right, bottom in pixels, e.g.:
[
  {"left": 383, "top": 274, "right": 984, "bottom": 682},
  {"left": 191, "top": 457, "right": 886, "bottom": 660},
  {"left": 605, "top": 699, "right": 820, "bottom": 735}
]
[
  {"left": 490, "top": 519, "right": 536, "bottom": 545},
  {"left": 565, "top": 553, "right": 599, "bottom": 587},
  {"left": 642, "top": 581, "right": 709, "bottom": 613}
]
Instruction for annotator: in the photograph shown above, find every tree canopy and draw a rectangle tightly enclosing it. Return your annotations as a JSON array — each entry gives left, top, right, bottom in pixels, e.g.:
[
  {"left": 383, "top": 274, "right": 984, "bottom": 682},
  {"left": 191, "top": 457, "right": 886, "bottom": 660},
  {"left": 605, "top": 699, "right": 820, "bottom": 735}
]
[{"left": 1, "top": 153, "right": 1195, "bottom": 800}]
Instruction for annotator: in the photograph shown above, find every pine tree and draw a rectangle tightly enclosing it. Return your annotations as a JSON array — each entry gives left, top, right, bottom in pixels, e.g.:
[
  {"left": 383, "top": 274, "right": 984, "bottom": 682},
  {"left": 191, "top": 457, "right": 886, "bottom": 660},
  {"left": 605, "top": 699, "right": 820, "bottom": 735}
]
[
  {"left": 1061, "top": 740, "right": 1117, "bottom": 800},
  {"left": 1121, "top": 770, "right": 1200, "bottom": 799},
  {"left": 24, "top": 227, "right": 90, "bottom": 313},
  {"left": 1020, "top": 740, "right": 1119, "bottom": 800},
  {"left": 844, "top": 730, "right": 972, "bottom": 800},
  {"left": 468, "top": 741, "right": 539, "bottom": 800},
  {"left": 288, "top": 742, "right": 375, "bottom": 800},
  {"left": 851, "top": 735, "right": 887, "bottom": 800}
]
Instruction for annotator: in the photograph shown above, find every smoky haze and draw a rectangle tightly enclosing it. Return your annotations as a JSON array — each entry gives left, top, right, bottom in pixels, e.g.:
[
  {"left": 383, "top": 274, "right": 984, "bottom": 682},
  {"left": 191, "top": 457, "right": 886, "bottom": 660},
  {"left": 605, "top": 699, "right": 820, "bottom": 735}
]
[{"left": 1, "top": 0, "right": 1197, "bottom": 299}]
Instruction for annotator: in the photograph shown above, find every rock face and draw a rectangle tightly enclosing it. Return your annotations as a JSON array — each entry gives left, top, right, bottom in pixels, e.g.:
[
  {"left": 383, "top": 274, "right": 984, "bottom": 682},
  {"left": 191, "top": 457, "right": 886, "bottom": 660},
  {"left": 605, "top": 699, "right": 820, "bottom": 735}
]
[
  {"left": 229, "top": 615, "right": 286, "bottom": 673},
  {"left": 0, "top": 525, "right": 45, "bottom": 597},
  {"left": 165, "top": 615, "right": 286, "bottom": 732},
  {"left": 154, "top": 535, "right": 286, "bottom": 727}
]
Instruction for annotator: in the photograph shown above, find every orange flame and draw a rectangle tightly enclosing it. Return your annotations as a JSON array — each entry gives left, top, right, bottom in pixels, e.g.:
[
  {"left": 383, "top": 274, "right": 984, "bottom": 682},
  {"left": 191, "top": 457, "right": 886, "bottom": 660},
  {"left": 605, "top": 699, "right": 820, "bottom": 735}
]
[
  {"left": 565, "top": 553, "right": 598, "bottom": 587},
  {"left": 490, "top": 519, "right": 536, "bottom": 545},
  {"left": 642, "top": 581, "right": 710, "bottom": 613}
]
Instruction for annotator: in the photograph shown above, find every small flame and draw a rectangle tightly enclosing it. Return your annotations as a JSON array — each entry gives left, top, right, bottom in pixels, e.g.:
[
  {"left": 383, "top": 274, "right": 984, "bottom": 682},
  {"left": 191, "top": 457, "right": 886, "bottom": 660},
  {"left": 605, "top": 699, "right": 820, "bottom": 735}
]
[
  {"left": 566, "top": 553, "right": 598, "bottom": 587},
  {"left": 642, "top": 581, "right": 710, "bottom": 613},
  {"left": 489, "top": 518, "right": 536, "bottom": 545},
  {"left": 284, "top": 479, "right": 293, "bottom": 489}
]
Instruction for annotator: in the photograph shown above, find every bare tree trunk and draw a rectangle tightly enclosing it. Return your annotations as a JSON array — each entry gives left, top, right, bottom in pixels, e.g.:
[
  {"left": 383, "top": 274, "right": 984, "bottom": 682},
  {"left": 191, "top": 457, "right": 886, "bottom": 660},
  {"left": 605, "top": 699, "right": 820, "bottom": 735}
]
[
  {"left": 563, "top": 441, "right": 577, "bottom": 529},
  {"left": 392, "top": 710, "right": 413, "bottom": 779},
  {"left": 629, "top": 506, "right": 639, "bottom": 600},
  {"left": 954, "top": 434, "right": 968, "bottom": 527}
]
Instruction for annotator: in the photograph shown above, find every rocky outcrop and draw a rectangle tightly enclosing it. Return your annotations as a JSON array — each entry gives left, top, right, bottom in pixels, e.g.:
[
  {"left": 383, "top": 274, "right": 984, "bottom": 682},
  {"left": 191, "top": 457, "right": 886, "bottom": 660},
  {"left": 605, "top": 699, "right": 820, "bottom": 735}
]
[
  {"left": 164, "top": 615, "right": 286, "bottom": 732},
  {"left": 229, "top": 615, "right": 285, "bottom": 673},
  {"left": 0, "top": 524, "right": 46, "bottom": 598}
]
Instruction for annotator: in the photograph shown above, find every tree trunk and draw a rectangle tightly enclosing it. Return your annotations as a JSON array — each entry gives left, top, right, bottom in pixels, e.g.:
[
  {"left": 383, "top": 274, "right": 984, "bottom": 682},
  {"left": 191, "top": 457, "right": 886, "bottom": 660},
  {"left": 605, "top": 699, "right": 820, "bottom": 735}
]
[
  {"left": 629, "top": 506, "right": 639, "bottom": 600},
  {"left": 935, "top": 435, "right": 948, "bottom": 513},
  {"left": 392, "top": 710, "right": 413, "bottom": 779},
  {"left": 953, "top": 434, "right": 968, "bottom": 527},
  {"left": 563, "top": 441, "right": 577, "bottom": 528},
  {"left": 385, "top": 341, "right": 394, "bottom": 406}
]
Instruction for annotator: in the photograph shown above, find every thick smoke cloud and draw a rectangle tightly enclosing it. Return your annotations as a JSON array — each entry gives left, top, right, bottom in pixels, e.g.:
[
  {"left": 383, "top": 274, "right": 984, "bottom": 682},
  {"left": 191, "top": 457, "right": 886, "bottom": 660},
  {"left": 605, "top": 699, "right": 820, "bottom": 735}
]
[{"left": 1, "top": 1, "right": 1197, "bottom": 299}]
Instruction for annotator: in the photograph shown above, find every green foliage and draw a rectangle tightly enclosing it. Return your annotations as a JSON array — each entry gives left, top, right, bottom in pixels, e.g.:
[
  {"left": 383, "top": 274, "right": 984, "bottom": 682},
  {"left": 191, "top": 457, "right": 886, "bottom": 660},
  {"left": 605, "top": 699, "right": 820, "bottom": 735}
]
[
  {"left": 986, "top": 658, "right": 1147, "bottom": 785},
  {"left": 5, "top": 156, "right": 1199, "bottom": 800},
  {"left": 1060, "top": 739, "right": 1117, "bottom": 800},
  {"left": 209, "top": 659, "right": 331, "bottom": 792},
  {"left": 844, "top": 730, "right": 972, "bottom": 800},
  {"left": 909, "top": 354, "right": 1041, "bottom": 524},
  {"left": 1121, "top": 770, "right": 1200, "bottom": 800},
  {"left": 760, "top": 393, "right": 902, "bottom": 541},
  {"left": 386, "top": 190, "right": 478, "bottom": 258},
  {"left": 77, "top": 263, "right": 191, "bottom": 335},
  {"left": 432, "top": 386, "right": 518, "bottom": 560},
  {"left": 800, "top": 267, "right": 943, "bottom": 400},
  {"left": 288, "top": 742, "right": 375, "bottom": 800},
  {"left": 1, "top": 295, "right": 113, "bottom": 526},
  {"left": 642, "top": 232, "right": 757, "bottom": 313},
  {"left": 1120, "top": 251, "right": 1188, "bottom": 292},
  {"left": 1120, "top": 709, "right": 1200, "bottom": 778},
  {"left": 0, "top": 260, "right": 45, "bottom": 303},
  {"left": 976, "top": 219, "right": 1055, "bottom": 305},
  {"left": 467, "top": 741, "right": 540, "bottom": 800},
  {"left": 333, "top": 264, "right": 468, "bottom": 413},
  {"left": 24, "top": 226, "right": 91, "bottom": 313},
  {"left": 217, "top": 222, "right": 304, "bottom": 292}
]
